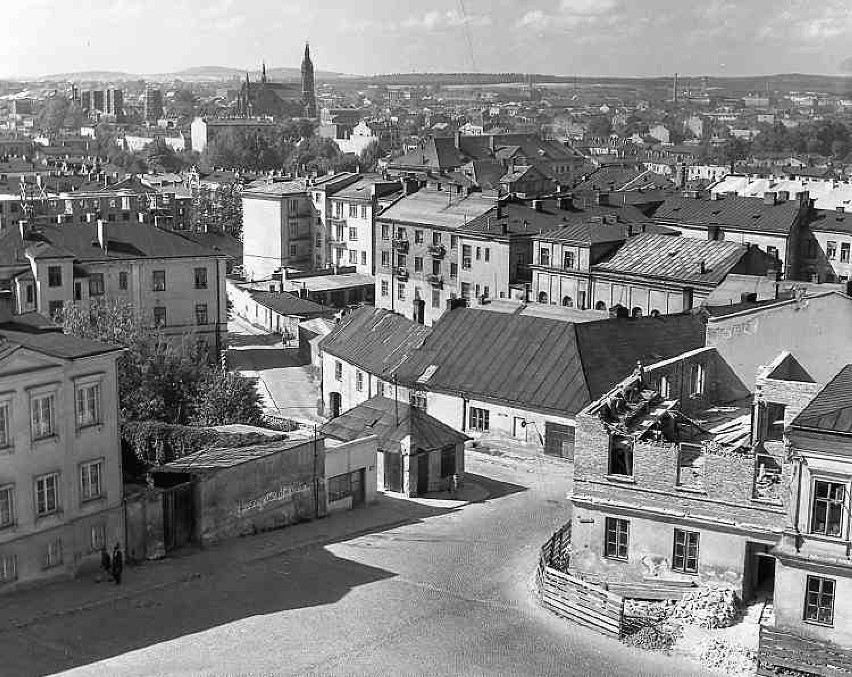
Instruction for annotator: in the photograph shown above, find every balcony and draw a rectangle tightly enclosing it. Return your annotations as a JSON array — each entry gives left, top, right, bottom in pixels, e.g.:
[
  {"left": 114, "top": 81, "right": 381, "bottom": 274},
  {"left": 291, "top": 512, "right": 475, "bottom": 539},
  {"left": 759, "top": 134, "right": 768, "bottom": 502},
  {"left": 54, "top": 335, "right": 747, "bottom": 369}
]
[
  {"left": 393, "top": 238, "right": 409, "bottom": 253},
  {"left": 396, "top": 267, "right": 409, "bottom": 281},
  {"left": 428, "top": 244, "right": 446, "bottom": 258},
  {"left": 426, "top": 274, "right": 443, "bottom": 288}
]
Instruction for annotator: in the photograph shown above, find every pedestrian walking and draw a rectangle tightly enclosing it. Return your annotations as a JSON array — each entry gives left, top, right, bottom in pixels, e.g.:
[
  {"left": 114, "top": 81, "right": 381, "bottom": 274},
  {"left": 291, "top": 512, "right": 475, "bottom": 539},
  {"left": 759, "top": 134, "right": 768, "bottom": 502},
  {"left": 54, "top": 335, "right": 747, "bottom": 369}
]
[
  {"left": 112, "top": 543, "right": 124, "bottom": 585},
  {"left": 449, "top": 473, "right": 458, "bottom": 499},
  {"left": 100, "top": 546, "right": 111, "bottom": 582}
]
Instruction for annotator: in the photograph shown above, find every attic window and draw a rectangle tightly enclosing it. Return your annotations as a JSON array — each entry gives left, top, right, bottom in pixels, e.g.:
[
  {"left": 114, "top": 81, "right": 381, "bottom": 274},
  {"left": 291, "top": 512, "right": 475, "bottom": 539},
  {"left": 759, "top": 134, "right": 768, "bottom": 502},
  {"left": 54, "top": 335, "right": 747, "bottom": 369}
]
[{"left": 417, "top": 364, "right": 438, "bottom": 384}]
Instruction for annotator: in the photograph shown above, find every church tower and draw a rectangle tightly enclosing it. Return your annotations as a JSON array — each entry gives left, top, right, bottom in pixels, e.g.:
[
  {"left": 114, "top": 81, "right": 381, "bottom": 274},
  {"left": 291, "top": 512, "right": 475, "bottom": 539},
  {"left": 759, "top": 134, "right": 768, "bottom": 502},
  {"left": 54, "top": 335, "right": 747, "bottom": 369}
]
[{"left": 301, "top": 43, "right": 317, "bottom": 118}]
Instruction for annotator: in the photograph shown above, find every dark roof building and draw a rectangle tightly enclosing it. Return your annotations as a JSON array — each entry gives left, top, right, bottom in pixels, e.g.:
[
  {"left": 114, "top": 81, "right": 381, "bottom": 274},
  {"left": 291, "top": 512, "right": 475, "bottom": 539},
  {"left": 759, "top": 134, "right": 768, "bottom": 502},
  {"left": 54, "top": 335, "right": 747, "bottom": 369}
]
[{"left": 792, "top": 365, "right": 852, "bottom": 434}]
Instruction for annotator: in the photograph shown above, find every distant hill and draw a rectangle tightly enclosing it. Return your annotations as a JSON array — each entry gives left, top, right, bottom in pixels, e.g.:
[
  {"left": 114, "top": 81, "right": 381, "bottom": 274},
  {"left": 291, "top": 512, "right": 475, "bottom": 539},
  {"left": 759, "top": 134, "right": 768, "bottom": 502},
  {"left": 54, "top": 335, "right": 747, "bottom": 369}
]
[{"left": 36, "top": 65, "right": 347, "bottom": 83}]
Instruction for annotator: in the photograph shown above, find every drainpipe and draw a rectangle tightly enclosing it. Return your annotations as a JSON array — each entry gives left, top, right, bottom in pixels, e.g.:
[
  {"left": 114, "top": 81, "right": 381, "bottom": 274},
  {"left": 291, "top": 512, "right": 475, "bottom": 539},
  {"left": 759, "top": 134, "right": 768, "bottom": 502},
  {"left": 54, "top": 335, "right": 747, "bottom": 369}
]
[{"left": 214, "top": 258, "right": 223, "bottom": 361}]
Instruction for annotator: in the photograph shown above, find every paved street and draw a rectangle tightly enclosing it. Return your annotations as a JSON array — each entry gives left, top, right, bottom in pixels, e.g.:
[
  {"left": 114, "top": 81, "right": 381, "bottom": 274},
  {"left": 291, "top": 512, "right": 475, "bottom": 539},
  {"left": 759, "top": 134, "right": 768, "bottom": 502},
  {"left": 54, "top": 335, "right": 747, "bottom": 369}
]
[
  {"left": 226, "top": 315, "right": 324, "bottom": 424},
  {"left": 0, "top": 451, "right": 707, "bottom": 677}
]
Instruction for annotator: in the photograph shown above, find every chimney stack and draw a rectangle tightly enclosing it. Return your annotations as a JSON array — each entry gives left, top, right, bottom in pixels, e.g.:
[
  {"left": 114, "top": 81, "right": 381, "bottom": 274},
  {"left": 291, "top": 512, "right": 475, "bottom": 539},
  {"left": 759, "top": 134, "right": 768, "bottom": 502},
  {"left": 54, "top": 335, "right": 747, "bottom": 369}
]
[
  {"left": 698, "top": 259, "right": 706, "bottom": 275},
  {"left": 97, "top": 219, "right": 107, "bottom": 253},
  {"left": 763, "top": 191, "right": 777, "bottom": 206}
]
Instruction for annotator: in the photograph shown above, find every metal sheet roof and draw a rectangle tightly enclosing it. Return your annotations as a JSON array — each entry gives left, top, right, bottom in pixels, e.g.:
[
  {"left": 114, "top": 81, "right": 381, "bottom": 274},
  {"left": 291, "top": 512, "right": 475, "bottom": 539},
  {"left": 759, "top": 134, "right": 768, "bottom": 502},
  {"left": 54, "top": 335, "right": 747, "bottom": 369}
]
[
  {"left": 653, "top": 195, "right": 801, "bottom": 234},
  {"left": 793, "top": 365, "right": 852, "bottom": 434}
]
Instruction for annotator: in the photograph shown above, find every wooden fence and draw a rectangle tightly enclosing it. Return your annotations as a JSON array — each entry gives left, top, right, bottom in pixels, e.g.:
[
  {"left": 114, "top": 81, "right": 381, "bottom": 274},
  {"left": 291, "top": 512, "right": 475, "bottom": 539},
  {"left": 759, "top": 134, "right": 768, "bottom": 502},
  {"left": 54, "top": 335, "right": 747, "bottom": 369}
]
[
  {"left": 536, "top": 522, "right": 625, "bottom": 639},
  {"left": 758, "top": 625, "right": 852, "bottom": 677}
]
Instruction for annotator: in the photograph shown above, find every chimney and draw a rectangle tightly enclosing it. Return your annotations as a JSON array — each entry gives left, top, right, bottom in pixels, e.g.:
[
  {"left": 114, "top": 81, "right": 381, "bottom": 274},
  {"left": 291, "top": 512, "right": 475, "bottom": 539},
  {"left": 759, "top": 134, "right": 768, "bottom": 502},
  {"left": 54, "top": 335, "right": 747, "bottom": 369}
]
[
  {"left": 837, "top": 206, "right": 846, "bottom": 217},
  {"left": 763, "top": 191, "right": 777, "bottom": 206},
  {"left": 698, "top": 259, "right": 706, "bottom": 275},
  {"left": 97, "top": 219, "right": 107, "bottom": 253},
  {"left": 532, "top": 199, "right": 543, "bottom": 212},
  {"left": 777, "top": 190, "right": 789, "bottom": 203}
]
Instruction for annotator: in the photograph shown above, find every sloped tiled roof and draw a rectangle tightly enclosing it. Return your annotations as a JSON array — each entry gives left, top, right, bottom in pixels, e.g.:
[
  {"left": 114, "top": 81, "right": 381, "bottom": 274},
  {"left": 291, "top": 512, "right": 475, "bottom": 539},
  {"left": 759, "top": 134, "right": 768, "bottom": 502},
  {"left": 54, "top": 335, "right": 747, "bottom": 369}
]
[
  {"left": 793, "top": 365, "right": 852, "bottom": 434},
  {"left": 319, "top": 307, "right": 430, "bottom": 379},
  {"left": 322, "top": 396, "right": 469, "bottom": 452},
  {"left": 393, "top": 308, "right": 705, "bottom": 415},
  {"left": 593, "top": 233, "right": 750, "bottom": 285},
  {"left": 653, "top": 195, "right": 801, "bottom": 234}
]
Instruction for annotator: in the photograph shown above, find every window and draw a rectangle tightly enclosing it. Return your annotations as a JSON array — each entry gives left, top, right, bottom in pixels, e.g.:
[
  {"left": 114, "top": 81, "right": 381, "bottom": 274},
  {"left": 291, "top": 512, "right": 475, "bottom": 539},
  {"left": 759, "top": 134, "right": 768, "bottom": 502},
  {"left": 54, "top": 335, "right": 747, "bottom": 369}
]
[
  {"left": 380, "top": 280, "right": 389, "bottom": 297},
  {"left": 349, "top": 227, "right": 358, "bottom": 241},
  {"left": 562, "top": 296, "right": 573, "bottom": 307},
  {"left": 414, "top": 257, "right": 423, "bottom": 273},
  {"left": 356, "top": 371, "right": 364, "bottom": 392},
  {"left": 431, "top": 288, "right": 441, "bottom": 308},
  {"left": 195, "top": 303, "right": 208, "bottom": 325},
  {"left": 381, "top": 224, "right": 390, "bottom": 240},
  {"left": 153, "top": 306, "right": 166, "bottom": 327},
  {"left": 360, "top": 205, "right": 367, "bottom": 219},
  {"left": 25, "top": 284, "right": 34, "bottom": 304},
  {"left": 469, "top": 407, "right": 489, "bottom": 432},
  {"left": 805, "top": 576, "right": 835, "bottom": 625},
  {"left": 152, "top": 270, "right": 166, "bottom": 291},
  {"left": 289, "top": 245, "right": 297, "bottom": 257},
  {"left": 397, "top": 282, "right": 406, "bottom": 300},
  {"left": 376, "top": 381, "right": 385, "bottom": 398},
  {"left": 483, "top": 286, "right": 490, "bottom": 299},
  {"left": 462, "top": 245, "right": 472, "bottom": 269},
  {"left": 409, "top": 391, "right": 427, "bottom": 411},
  {"left": 118, "top": 271, "right": 128, "bottom": 290},
  {"left": 90, "top": 523, "right": 106, "bottom": 551},
  {"left": 414, "top": 230, "right": 424, "bottom": 244},
  {"left": 381, "top": 251, "right": 390, "bottom": 267},
  {"left": 80, "top": 460, "right": 103, "bottom": 501},
  {"left": 194, "top": 267, "right": 207, "bottom": 289},
  {"left": 396, "top": 226, "right": 407, "bottom": 240},
  {"left": 76, "top": 383, "right": 100, "bottom": 428},
  {"left": 810, "top": 480, "right": 845, "bottom": 537},
  {"left": 0, "top": 554, "right": 16, "bottom": 583},
  {"left": 689, "top": 364, "right": 705, "bottom": 397},
  {"left": 349, "top": 204, "right": 358, "bottom": 218},
  {"left": 827, "top": 241, "right": 837, "bottom": 259},
  {"left": 432, "top": 232, "right": 442, "bottom": 246},
  {"left": 658, "top": 375, "right": 670, "bottom": 398},
  {"left": 349, "top": 250, "right": 358, "bottom": 264},
  {"left": 450, "top": 235, "right": 458, "bottom": 249},
  {"left": 48, "top": 266, "right": 62, "bottom": 287},
  {"left": 475, "top": 247, "right": 481, "bottom": 261},
  {"left": 563, "top": 251, "right": 575, "bottom": 269},
  {"left": 0, "top": 486, "right": 14, "bottom": 527},
  {"left": 88, "top": 273, "right": 105, "bottom": 296},
  {"left": 0, "top": 402, "right": 10, "bottom": 449},
  {"left": 842, "top": 243, "right": 851, "bottom": 263},
  {"left": 450, "top": 263, "right": 458, "bottom": 278},
  {"left": 677, "top": 443, "right": 705, "bottom": 488},
  {"left": 461, "top": 282, "right": 472, "bottom": 300},
  {"left": 44, "top": 538, "right": 63, "bottom": 568},
  {"left": 578, "top": 290, "right": 587, "bottom": 310},
  {"left": 440, "top": 447, "right": 456, "bottom": 478},
  {"left": 540, "top": 248, "right": 551, "bottom": 267},
  {"left": 767, "top": 245, "right": 778, "bottom": 260},
  {"left": 31, "top": 393, "right": 55, "bottom": 440},
  {"left": 361, "top": 251, "right": 367, "bottom": 266},
  {"left": 74, "top": 282, "right": 83, "bottom": 301},
  {"left": 766, "top": 402, "right": 786, "bottom": 441},
  {"left": 35, "top": 473, "right": 59, "bottom": 515},
  {"left": 672, "top": 529, "right": 699, "bottom": 574},
  {"left": 604, "top": 517, "right": 629, "bottom": 560},
  {"left": 475, "top": 284, "right": 480, "bottom": 298},
  {"left": 608, "top": 434, "right": 634, "bottom": 477},
  {"left": 484, "top": 248, "right": 490, "bottom": 262},
  {"left": 397, "top": 253, "right": 407, "bottom": 268},
  {"left": 334, "top": 360, "right": 342, "bottom": 381}
]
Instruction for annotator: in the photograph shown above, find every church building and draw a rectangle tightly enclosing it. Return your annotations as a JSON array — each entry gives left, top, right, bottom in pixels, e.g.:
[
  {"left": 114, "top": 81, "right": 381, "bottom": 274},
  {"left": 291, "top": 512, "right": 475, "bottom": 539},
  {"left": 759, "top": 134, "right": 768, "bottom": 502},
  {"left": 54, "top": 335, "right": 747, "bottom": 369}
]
[{"left": 237, "top": 44, "right": 317, "bottom": 119}]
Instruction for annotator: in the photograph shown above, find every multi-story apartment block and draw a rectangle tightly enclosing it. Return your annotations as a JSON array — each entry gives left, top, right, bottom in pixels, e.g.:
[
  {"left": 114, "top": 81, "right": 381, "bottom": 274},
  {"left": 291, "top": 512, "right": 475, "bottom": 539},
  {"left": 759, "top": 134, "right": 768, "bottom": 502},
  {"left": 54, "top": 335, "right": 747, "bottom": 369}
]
[
  {"left": 0, "top": 293, "right": 124, "bottom": 590},
  {"left": 374, "top": 187, "right": 494, "bottom": 325},
  {"left": 0, "top": 221, "right": 228, "bottom": 359},
  {"left": 801, "top": 207, "right": 852, "bottom": 284}
]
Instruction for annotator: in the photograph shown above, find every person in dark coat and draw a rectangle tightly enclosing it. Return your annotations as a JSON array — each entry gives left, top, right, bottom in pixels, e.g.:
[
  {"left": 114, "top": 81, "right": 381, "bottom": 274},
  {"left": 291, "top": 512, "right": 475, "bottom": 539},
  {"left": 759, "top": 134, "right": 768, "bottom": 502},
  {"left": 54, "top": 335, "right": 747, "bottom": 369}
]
[
  {"left": 100, "top": 547, "right": 111, "bottom": 582},
  {"left": 111, "top": 544, "right": 123, "bottom": 585}
]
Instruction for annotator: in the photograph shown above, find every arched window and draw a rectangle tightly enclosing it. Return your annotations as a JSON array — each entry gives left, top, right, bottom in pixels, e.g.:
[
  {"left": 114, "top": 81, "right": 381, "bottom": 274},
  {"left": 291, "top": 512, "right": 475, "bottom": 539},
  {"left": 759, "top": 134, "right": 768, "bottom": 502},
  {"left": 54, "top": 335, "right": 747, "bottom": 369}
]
[
  {"left": 595, "top": 301, "right": 607, "bottom": 311},
  {"left": 538, "top": 291, "right": 549, "bottom": 304},
  {"left": 631, "top": 307, "right": 643, "bottom": 318},
  {"left": 562, "top": 296, "right": 573, "bottom": 307},
  {"left": 650, "top": 309, "right": 661, "bottom": 317}
]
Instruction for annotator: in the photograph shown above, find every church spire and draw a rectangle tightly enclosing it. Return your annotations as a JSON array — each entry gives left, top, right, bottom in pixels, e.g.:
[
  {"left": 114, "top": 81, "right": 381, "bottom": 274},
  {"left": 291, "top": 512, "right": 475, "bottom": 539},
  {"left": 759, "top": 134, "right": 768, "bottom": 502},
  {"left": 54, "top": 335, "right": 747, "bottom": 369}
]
[
  {"left": 261, "top": 61, "right": 267, "bottom": 83},
  {"left": 301, "top": 42, "right": 316, "bottom": 118}
]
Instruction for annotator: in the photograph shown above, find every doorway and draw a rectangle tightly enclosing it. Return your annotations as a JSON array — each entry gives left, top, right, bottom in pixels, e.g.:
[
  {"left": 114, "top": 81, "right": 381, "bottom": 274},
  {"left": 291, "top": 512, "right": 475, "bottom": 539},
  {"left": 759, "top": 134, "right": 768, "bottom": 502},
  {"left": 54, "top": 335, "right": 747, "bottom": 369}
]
[
  {"left": 329, "top": 392, "right": 341, "bottom": 419},
  {"left": 513, "top": 417, "right": 527, "bottom": 440},
  {"left": 350, "top": 469, "right": 365, "bottom": 507},
  {"left": 744, "top": 542, "right": 776, "bottom": 601},
  {"left": 417, "top": 452, "right": 430, "bottom": 495},
  {"left": 413, "top": 299, "right": 425, "bottom": 325}
]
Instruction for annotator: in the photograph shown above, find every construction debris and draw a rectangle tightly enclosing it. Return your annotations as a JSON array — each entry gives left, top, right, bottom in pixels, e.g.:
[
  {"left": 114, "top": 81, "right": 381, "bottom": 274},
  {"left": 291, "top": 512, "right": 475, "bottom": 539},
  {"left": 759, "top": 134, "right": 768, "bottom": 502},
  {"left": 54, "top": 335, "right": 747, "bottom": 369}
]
[
  {"left": 698, "top": 637, "right": 757, "bottom": 677},
  {"left": 670, "top": 584, "right": 740, "bottom": 629}
]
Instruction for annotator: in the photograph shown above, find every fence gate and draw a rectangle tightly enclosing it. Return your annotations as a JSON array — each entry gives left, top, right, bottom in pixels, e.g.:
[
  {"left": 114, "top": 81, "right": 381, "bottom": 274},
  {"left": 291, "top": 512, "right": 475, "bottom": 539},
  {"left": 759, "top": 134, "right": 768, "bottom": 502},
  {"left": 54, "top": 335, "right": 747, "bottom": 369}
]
[{"left": 163, "top": 482, "right": 195, "bottom": 552}]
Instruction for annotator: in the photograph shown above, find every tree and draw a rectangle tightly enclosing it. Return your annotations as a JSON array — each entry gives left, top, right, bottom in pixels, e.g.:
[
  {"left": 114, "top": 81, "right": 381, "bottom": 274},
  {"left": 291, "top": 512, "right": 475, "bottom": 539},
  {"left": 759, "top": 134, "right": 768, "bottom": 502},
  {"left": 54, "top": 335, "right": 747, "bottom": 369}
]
[
  {"left": 167, "top": 89, "right": 199, "bottom": 124},
  {"left": 60, "top": 299, "right": 262, "bottom": 425},
  {"left": 188, "top": 370, "right": 264, "bottom": 427},
  {"left": 36, "top": 97, "right": 81, "bottom": 134}
]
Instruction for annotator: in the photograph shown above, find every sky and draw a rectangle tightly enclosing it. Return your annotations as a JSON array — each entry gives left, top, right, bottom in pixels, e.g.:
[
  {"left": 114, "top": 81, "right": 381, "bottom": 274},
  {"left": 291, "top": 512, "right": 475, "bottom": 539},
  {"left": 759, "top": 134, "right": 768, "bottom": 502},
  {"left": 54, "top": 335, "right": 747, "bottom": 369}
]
[{"left": 2, "top": 0, "right": 852, "bottom": 79}]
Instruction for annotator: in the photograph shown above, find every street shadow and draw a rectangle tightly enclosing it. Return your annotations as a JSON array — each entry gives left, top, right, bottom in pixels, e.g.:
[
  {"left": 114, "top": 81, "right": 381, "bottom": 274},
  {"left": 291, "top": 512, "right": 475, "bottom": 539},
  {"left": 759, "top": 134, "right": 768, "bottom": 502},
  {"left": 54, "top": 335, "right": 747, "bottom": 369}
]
[
  {"left": 0, "top": 496, "right": 456, "bottom": 676},
  {"left": 226, "top": 331, "right": 283, "bottom": 348},
  {"left": 463, "top": 472, "right": 527, "bottom": 500}
]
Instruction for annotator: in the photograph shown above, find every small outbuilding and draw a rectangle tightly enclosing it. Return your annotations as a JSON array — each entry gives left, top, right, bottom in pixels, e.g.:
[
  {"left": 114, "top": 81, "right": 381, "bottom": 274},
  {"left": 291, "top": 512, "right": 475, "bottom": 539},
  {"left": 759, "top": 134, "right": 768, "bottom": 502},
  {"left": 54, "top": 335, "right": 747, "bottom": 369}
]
[
  {"left": 322, "top": 396, "right": 468, "bottom": 497},
  {"left": 151, "top": 433, "right": 326, "bottom": 545}
]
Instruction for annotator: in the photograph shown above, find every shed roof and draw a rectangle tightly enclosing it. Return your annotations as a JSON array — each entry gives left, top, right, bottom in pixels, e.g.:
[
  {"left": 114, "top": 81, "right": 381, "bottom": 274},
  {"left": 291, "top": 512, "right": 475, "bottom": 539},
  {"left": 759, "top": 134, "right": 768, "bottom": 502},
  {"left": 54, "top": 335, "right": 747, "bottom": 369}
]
[
  {"left": 249, "top": 291, "right": 330, "bottom": 318},
  {"left": 154, "top": 437, "right": 316, "bottom": 473},
  {"left": 793, "top": 365, "right": 852, "bottom": 434},
  {"left": 322, "top": 396, "right": 468, "bottom": 451}
]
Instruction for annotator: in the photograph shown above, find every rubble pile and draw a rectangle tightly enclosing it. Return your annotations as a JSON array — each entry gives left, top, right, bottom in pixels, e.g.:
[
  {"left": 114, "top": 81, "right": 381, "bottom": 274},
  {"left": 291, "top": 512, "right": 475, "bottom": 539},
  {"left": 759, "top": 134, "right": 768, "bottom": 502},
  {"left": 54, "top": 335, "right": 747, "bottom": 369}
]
[
  {"left": 698, "top": 637, "right": 757, "bottom": 677},
  {"left": 670, "top": 585, "right": 739, "bottom": 629},
  {"left": 623, "top": 624, "right": 680, "bottom": 654},
  {"left": 624, "top": 599, "right": 675, "bottom": 623}
]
